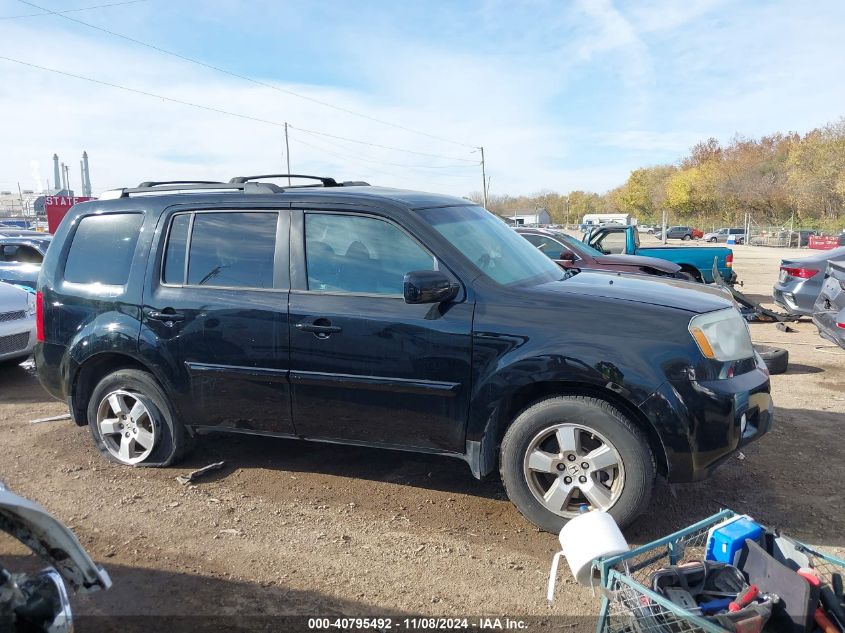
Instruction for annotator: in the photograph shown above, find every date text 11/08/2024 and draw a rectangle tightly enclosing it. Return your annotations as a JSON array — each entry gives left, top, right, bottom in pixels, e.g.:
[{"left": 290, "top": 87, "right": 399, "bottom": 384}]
[{"left": 308, "top": 617, "right": 529, "bottom": 630}]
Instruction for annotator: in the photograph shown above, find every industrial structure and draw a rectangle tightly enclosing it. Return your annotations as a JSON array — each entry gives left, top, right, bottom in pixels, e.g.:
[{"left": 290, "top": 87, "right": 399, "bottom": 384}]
[{"left": 1, "top": 151, "right": 92, "bottom": 218}]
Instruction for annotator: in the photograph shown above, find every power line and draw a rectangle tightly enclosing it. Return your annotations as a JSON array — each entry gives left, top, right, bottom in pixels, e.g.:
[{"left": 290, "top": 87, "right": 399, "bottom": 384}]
[
  {"left": 286, "top": 128, "right": 478, "bottom": 169},
  {"left": 1, "top": 0, "right": 147, "bottom": 20},
  {"left": 288, "top": 131, "right": 478, "bottom": 177},
  {"left": 0, "top": 55, "right": 477, "bottom": 164},
  {"left": 0, "top": 55, "right": 288, "bottom": 126},
  {"left": 290, "top": 125, "right": 478, "bottom": 163},
  {"left": 17, "top": 0, "right": 477, "bottom": 150}
]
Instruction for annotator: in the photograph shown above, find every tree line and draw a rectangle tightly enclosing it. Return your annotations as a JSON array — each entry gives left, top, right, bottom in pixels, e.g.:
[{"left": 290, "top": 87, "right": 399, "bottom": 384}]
[{"left": 474, "top": 117, "right": 845, "bottom": 233}]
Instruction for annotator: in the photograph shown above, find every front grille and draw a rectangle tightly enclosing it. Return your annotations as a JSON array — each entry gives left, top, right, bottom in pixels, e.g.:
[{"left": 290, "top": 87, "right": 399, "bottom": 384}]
[
  {"left": 0, "top": 332, "right": 30, "bottom": 355},
  {"left": 0, "top": 310, "right": 26, "bottom": 323}
]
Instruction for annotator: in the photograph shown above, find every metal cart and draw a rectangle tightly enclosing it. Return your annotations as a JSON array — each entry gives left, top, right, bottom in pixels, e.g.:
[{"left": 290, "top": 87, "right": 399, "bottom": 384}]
[{"left": 594, "top": 510, "right": 845, "bottom": 633}]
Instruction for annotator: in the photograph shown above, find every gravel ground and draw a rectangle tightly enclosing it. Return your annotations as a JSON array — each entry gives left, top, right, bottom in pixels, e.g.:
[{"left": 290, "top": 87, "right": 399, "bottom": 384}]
[{"left": 0, "top": 241, "right": 843, "bottom": 632}]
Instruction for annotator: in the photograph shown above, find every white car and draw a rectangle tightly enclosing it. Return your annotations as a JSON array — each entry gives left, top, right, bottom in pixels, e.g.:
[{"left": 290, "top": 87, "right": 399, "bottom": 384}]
[{"left": 0, "top": 281, "right": 36, "bottom": 367}]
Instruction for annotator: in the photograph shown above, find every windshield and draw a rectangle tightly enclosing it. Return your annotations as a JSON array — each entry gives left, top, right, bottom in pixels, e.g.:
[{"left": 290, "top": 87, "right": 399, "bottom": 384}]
[{"left": 424, "top": 206, "right": 564, "bottom": 286}]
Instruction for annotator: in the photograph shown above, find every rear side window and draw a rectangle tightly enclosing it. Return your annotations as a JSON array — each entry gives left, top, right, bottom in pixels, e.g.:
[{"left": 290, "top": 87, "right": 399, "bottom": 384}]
[
  {"left": 162, "top": 212, "right": 278, "bottom": 289},
  {"left": 162, "top": 214, "right": 190, "bottom": 284},
  {"left": 64, "top": 213, "right": 143, "bottom": 285}
]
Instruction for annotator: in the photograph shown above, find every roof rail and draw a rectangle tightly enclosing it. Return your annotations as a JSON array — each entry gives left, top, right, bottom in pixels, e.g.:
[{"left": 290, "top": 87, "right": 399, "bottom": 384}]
[
  {"left": 136, "top": 180, "right": 225, "bottom": 188},
  {"left": 229, "top": 174, "right": 338, "bottom": 187},
  {"left": 105, "top": 182, "right": 283, "bottom": 198}
]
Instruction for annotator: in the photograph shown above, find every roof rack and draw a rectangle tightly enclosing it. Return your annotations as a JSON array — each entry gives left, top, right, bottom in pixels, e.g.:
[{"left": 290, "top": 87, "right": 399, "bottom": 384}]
[
  {"left": 98, "top": 174, "right": 370, "bottom": 199},
  {"left": 229, "top": 174, "right": 338, "bottom": 187},
  {"left": 136, "top": 180, "right": 225, "bottom": 188},
  {"left": 102, "top": 181, "right": 283, "bottom": 199}
]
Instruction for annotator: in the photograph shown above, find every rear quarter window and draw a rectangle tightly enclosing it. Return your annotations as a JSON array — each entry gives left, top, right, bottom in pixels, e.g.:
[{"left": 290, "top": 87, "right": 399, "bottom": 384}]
[{"left": 63, "top": 213, "right": 143, "bottom": 285}]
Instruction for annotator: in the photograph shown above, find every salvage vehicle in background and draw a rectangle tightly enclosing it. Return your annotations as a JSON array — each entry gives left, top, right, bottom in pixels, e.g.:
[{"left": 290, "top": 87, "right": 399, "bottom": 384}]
[
  {"left": 773, "top": 246, "right": 845, "bottom": 316},
  {"left": 704, "top": 227, "right": 746, "bottom": 244},
  {"left": 35, "top": 176, "right": 772, "bottom": 532},
  {"left": 654, "top": 225, "right": 695, "bottom": 240},
  {"left": 0, "top": 481, "right": 111, "bottom": 632},
  {"left": 0, "top": 235, "right": 51, "bottom": 290},
  {"left": 813, "top": 259, "right": 845, "bottom": 349},
  {"left": 516, "top": 227, "right": 684, "bottom": 279},
  {"left": 584, "top": 225, "right": 736, "bottom": 283},
  {"left": 0, "top": 281, "right": 36, "bottom": 367}
]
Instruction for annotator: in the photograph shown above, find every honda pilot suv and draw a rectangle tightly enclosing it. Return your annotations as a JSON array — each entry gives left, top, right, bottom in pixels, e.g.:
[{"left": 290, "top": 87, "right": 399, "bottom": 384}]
[{"left": 35, "top": 176, "right": 773, "bottom": 531}]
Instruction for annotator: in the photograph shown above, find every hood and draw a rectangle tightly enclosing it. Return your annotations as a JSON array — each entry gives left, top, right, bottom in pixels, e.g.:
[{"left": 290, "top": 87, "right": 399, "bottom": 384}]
[
  {"left": 592, "top": 253, "right": 680, "bottom": 273},
  {"left": 541, "top": 270, "right": 735, "bottom": 313},
  {"left": 0, "top": 280, "right": 31, "bottom": 306},
  {"left": 0, "top": 485, "right": 111, "bottom": 593}
]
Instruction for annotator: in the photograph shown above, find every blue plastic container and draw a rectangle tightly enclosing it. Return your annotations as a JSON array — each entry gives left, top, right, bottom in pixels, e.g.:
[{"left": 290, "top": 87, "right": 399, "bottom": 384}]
[{"left": 705, "top": 516, "right": 764, "bottom": 563}]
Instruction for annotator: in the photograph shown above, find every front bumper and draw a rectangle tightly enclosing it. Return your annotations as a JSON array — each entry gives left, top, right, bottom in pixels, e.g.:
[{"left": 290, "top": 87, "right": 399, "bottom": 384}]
[
  {"left": 638, "top": 364, "right": 773, "bottom": 483},
  {"left": 813, "top": 310, "right": 845, "bottom": 349},
  {"left": 0, "top": 317, "right": 36, "bottom": 361}
]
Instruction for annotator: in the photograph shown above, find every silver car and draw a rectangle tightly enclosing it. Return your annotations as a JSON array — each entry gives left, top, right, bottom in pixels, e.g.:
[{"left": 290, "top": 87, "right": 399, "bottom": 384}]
[
  {"left": 0, "top": 281, "right": 36, "bottom": 367},
  {"left": 773, "top": 246, "right": 845, "bottom": 316},
  {"left": 704, "top": 227, "right": 745, "bottom": 244}
]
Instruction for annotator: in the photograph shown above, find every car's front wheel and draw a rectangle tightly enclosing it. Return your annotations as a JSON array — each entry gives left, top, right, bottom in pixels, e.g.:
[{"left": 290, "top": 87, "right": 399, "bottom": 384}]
[
  {"left": 87, "top": 369, "right": 191, "bottom": 467},
  {"left": 500, "top": 396, "right": 655, "bottom": 532}
]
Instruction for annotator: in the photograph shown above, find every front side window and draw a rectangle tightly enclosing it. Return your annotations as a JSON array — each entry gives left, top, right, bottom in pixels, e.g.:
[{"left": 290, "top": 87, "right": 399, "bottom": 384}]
[
  {"left": 523, "top": 234, "right": 570, "bottom": 259},
  {"left": 64, "top": 213, "right": 143, "bottom": 285},
  {"left": 182, "top": 212, "right": 278, "bottom": 288},
  {"left": 305, "top": 213, "right": 435, "bottom": 295}
]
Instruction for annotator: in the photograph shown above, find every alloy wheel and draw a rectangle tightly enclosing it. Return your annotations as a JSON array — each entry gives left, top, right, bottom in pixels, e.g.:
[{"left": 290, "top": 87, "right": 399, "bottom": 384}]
[
  {"left": 522, "top": 423, "right": 624, "bottom": 518},
  {"left": 96, "top": 390, "right": 158, "bottom": 465}
]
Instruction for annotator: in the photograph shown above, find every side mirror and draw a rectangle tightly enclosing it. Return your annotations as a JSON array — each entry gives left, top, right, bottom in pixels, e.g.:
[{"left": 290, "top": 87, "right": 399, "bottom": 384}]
[{"left": 403, "top": 270, "right": 459, "bottom": 304}]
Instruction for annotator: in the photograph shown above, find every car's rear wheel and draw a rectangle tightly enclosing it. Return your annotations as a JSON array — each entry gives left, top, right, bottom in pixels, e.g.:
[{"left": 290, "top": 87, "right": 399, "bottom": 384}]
[
  {"left": 683, "top": 234, "right": 692, "bottom": 241},
  {"left": 87, "top": 369, "right": 191, "bottom": 467},
  {"left": 500, "top": 396, "right": 655, "bottom": 532}
]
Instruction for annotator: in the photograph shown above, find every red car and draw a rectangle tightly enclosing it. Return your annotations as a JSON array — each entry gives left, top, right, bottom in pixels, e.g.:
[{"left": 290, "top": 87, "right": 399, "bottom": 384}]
[
  {"left": 516, "top": 228, "right": 684, "bottom": 279},
  {"left": 692, "top": 227, "right": 704, "bottom": 239}
]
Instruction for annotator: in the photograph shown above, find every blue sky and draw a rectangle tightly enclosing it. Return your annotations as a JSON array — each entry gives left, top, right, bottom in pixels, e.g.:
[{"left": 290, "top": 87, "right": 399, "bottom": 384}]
[{"left": 1, "top": 0, "right": 845, "bottom": 196}]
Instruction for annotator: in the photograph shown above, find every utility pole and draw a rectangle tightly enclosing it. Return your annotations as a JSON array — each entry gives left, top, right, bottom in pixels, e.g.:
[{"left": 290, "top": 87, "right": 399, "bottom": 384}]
[
  {"left": 479, "top": 146, "right": 488, "bottom": 209},
  {"left": 284, "top": 123, "right": 291, "bottom": 186},
  {"left": 17, "top": 182, "right": 24, "bottom": 216}
]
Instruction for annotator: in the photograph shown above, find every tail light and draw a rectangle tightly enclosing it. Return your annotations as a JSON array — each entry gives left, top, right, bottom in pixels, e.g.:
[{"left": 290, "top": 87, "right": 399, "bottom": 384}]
[
  {"left": 837, "top": 322, "right": 845, "bottom": 330},
  {"left": 35, "top": 291, "right": 44, "bottom": 342},
  {"left": 726, "top": 253, "right": 733, "bottom": 268},
  {"left": 780, "top": 266, "right": 818, "bottom": 279}
]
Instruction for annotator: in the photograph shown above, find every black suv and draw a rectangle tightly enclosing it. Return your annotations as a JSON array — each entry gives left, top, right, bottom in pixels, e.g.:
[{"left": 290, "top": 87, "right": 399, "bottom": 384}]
[{"left": 35, "top": 176, "right": 773, "bottom": 531}]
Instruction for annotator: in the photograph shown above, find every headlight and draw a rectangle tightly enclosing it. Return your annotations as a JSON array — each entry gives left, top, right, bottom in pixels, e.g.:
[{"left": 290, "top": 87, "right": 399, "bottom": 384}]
[
  {"left": 26, "top": 292, "right": 37, "bottom": 316},
  {"left": 688, "top": 307, "right": 754, "bottom": 361}
]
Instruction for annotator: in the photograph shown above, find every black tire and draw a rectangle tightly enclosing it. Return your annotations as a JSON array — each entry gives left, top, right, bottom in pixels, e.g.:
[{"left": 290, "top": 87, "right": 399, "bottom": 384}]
[
  {"left": 675, "top": 271, "right": 698, "bottom": 282},
  {"left": 682, "top": 234, "right": 692, "bottom": 241},
  {"left": 709, "top": 237, "right": 717, "bottom": 243},
  {"left": 499, "top": 396, "right": 655, "bottom": 532},
  {"left": 87, "top": 369, "right": 192, "bottom": 467},
  {"left": 754, "top": 344, "right": 788, "bottom": 375}
]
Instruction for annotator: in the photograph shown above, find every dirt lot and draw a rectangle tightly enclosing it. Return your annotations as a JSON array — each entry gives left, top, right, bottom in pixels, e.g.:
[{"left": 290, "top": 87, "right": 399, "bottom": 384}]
[{"left": 1, "top": 242, "right": 843, "bottom": 631}]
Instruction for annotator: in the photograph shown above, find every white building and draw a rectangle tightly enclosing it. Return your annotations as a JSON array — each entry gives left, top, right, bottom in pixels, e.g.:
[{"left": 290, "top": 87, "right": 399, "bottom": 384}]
[
  {"left": 507, "top": 209, "right": 552, "bottom": 226},
  {"left": 582, "top": 213, "right": 634, "bottom": 226}
]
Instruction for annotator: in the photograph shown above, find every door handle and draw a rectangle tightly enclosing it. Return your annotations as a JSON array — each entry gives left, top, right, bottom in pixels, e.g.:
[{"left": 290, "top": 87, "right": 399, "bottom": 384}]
[
  {"left": 296, "top": 317, "right": 341, "bottom": 338},
  {"left": 145, "top": 308, "right": 185, "bottom": 322}
]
